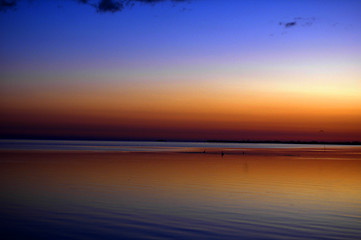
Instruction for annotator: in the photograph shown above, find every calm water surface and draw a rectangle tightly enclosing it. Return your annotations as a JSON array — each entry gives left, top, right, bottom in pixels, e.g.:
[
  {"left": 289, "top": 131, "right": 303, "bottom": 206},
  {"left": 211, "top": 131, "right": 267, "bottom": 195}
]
[
  {"left": 0, "top": 139, "right": 353, "bottom": 151},
  {"left": 0, "top": 141, "right": 361, "bottom": 239}
]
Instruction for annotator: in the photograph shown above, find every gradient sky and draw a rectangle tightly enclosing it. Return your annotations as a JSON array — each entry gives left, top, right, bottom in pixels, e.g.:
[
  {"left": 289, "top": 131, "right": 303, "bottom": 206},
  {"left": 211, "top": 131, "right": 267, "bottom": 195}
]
[{"left": 1, "top": 0, "right": 361, "bottom": 141}]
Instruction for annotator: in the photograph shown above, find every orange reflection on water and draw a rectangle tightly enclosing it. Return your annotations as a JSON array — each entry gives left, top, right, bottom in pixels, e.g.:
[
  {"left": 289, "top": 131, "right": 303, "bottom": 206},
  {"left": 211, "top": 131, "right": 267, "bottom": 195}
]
[
  {"left": 1, "top": 148, "right": 361, "bottom": 240},
  {"left": 1, "top": 148, "right": 361, "bottom": 210}
]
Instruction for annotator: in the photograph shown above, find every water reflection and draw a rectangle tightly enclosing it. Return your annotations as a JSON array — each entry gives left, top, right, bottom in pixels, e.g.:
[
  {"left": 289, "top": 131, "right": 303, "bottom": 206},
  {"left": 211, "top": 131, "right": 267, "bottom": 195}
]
[{"left": 1, "top": 150, "right": 361, "bottom": 239}]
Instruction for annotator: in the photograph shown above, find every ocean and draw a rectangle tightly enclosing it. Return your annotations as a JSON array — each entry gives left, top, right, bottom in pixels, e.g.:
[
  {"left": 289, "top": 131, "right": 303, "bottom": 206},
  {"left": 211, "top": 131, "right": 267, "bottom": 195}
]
[{"left": 0, "top": 140, "right": 360, "bottom": 239}]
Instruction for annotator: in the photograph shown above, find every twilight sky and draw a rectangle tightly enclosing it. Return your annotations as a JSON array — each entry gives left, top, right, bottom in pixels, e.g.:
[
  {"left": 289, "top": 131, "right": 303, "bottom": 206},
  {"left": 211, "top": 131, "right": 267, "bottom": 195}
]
[{"left": 1, "top": 0, "right": 361, "bottom": 141}]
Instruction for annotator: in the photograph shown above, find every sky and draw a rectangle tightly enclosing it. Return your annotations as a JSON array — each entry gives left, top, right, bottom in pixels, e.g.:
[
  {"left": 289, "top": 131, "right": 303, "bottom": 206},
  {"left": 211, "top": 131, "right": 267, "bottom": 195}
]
[{"left": 1, "top": 0, "right": 361, "bottom": 141}]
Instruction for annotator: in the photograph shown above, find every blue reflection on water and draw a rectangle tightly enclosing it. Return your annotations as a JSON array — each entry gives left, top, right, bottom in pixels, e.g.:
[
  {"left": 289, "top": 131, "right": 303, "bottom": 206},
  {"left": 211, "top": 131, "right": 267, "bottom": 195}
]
[{"left": 0, "top": 139, "right": 356, "bottom": 152}]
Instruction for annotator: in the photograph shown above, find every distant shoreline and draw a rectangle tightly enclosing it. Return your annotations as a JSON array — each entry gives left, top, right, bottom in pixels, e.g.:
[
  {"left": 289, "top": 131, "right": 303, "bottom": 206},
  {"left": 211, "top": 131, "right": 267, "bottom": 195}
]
[
  {"left": 0, "top": 138, "right": 360, "bottom": 146},
  {"left": 205, "top": 140, "right": 361, "bottom": 146}
]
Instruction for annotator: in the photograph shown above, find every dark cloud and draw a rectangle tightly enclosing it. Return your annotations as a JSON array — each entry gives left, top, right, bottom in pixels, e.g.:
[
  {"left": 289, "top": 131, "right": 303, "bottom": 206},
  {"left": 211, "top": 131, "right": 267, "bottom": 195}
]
[
  {"left": 97, "top": 0, "right": 123, "bottom": 13},
  {"left": 0, "top": 0, "right": 190, "bottom": 13},
  {"left": 78, "top": 0, "right": 189, "bottom": 13},
  {"left": 284, "top": 21, "right": 296, "bottom": 28},
  {"left": 0, "top": 0, "right": 17, "bottom": 12},
  {"left": 279, "top": 17, "right": 316, "bottom": 29}
]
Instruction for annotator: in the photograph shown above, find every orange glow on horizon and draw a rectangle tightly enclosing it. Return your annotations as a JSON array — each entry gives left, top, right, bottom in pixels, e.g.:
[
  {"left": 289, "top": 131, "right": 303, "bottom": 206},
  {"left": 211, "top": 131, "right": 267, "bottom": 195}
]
[{"left": 1, "top": 83, "right": 360, "bottom": 141}]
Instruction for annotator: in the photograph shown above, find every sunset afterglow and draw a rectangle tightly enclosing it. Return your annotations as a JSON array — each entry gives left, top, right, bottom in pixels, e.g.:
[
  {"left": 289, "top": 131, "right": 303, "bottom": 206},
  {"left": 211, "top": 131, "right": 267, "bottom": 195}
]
[{"left": 1, "top": 0, "right": 360, "bottom": 141}]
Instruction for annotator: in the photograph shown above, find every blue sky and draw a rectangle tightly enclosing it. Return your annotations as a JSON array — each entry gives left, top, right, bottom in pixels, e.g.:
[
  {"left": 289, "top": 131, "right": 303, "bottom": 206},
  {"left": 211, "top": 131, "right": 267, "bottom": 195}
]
[{"left": 2, "top": 0, "right": 360, "bottom": 80}]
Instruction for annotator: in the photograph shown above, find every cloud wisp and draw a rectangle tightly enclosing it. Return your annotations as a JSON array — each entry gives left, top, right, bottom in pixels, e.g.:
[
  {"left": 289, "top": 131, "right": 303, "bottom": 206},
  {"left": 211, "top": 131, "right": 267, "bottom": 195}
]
[
  {"left": 279, "top": 17, "right": 316, "bottom": 29},
  {"left": 0, "top": 0, "right": 190, "bottom": 13},
  {"left": 0, "top": 0, "right": 17, "bottom": 12},
  {"left": 81, "top": 0, "right": 190, "bottom": 13}
]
